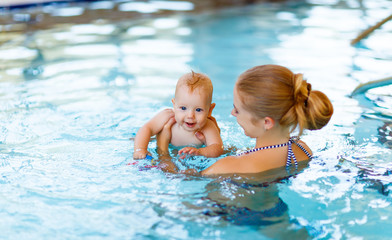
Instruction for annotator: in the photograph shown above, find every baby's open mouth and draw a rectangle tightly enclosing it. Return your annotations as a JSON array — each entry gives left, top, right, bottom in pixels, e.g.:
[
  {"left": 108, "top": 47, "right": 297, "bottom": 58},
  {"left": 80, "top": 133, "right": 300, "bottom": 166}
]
[{"left": 185, "top": 122, "right": 196, "bottom": 128}]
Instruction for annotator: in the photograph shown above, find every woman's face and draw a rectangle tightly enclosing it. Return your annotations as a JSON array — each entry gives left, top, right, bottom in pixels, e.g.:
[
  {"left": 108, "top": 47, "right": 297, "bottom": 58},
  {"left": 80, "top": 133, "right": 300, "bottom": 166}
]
[{"left": 231, "top": 86, "right": 264, "bottom": 138}]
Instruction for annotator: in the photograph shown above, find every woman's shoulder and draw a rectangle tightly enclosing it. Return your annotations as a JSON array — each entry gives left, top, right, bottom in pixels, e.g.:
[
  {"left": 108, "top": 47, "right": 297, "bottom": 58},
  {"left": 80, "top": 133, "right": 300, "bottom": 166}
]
[
  {"left": 294, "top": 139, "right": 313, "bottom": 157},
  {"left": 202, "top": 152, "right": 272, "bottom": 175},
  {"left": 203, "top": 145, "right": 296, "bottom": 175},
  {"left": 201, "top": 155, "right": 241, "bottom": 175}
]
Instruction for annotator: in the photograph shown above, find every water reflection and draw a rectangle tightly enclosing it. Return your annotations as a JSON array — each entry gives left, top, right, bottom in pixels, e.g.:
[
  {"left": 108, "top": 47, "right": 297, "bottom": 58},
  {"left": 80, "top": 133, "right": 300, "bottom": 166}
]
[
  {"left": 51, "top": 6, "right": 84, "bottom": 17},
  {"left": 119, "top": 1, "right": 193, "bottom": 13},
  {"left": 88, "top": 1, "right": 114, "bottom": 10},
  {"left": 0, "top": 46, "right": 37, "bottom": 60},
  {"left": 127, "top": 26, "right": 156, "bottom": 36},
  {"left": 70, "top": 24, "right": 115, "bottom": 35},
  {"left": 119, "top": 2, "right": 159, "bottom": 13}
]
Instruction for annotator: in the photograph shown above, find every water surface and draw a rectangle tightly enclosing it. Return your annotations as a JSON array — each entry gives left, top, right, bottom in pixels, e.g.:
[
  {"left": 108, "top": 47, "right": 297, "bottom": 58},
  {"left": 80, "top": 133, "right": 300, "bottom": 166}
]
[{"left": 1, "top": 0, "right": 392, "bottom": 239}]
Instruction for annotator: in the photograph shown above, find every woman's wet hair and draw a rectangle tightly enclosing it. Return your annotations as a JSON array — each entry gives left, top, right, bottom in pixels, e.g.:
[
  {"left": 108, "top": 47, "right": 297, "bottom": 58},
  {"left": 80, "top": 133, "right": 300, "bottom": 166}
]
[{"left": 236, "top": 64, "right": 333, "bottom": 135}]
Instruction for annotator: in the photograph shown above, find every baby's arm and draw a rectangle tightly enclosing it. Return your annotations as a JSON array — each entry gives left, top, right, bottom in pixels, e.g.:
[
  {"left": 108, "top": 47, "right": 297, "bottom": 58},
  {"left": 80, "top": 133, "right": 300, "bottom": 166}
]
[
  {"left": 133, "top": 109, "right": 174, "bottom": 159},
  {"left": 178, "top": 119, "right": 223, "bottom": 158}
]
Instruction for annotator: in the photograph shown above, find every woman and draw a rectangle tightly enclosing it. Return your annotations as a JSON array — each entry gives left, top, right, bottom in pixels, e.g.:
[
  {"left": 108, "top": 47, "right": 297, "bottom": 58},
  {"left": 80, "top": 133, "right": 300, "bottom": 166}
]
[{"left": 157, "top": 64, "right": 334, "bottom": 175}]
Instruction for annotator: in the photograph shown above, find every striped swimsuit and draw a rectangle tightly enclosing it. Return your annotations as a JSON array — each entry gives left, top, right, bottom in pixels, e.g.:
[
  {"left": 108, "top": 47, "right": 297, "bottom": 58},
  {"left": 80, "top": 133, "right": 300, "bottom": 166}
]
[{"left": 236, "top": 136, "right": 312, "bottom": 170}]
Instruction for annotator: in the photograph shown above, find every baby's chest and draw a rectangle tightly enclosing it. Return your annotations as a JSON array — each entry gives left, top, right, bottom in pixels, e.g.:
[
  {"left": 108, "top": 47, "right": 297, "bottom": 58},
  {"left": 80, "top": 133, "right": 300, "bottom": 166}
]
[{"left": 170, "top": 128, "right": 203, "bottom": 147}]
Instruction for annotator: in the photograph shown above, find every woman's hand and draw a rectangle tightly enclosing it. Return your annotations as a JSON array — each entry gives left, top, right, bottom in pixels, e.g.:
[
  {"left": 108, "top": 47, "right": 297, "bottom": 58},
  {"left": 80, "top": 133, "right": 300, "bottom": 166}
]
[
  {"left": 156, "top": 117, "right": 176, "bottom": 156},
  {"left": 192, "top": 115, "right": 218, "bottom": 144},
  {"left": 194, "top": 131, "right": 206, "bottom": 143},
  {"left": 156, "top": 117, "right": 178, "bottom": 173}
]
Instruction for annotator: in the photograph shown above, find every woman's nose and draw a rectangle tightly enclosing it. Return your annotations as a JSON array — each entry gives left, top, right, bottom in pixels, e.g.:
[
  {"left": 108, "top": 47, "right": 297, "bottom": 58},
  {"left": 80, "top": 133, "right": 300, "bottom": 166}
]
[{"left": 231, "top": 108, "right": 236, "bottom": 117}]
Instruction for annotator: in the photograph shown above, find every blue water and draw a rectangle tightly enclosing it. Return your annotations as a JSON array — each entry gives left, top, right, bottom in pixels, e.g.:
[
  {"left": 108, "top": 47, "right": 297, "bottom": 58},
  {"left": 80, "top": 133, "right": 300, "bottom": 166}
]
[{"left": 1, "top": 0, "right": 392, "bottom": 239}]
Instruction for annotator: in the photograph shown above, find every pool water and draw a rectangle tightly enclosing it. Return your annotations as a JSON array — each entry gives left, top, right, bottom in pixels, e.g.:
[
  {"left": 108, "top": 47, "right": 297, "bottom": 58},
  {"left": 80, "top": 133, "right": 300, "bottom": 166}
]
[{"left": 1, "top": 0, "right": 392, "bottom": 239}]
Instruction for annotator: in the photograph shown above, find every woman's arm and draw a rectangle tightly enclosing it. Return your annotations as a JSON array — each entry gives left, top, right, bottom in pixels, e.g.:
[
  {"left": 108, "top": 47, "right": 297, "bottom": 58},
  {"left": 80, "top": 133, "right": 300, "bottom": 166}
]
[
  {"left": 155, "top": 116, "right": 182, "bottom": 174},
  {"left": 156, "top": 116, "right": 228, "bottom": 175},
  {"left": 155, "top": 116, "right": 201, "bottom": 175},
  {"left": 156, "top": 116, "right": 175, "bottom": 157},
  {"left": 133, "top": 109, "right": 174, "bottom": 159}
]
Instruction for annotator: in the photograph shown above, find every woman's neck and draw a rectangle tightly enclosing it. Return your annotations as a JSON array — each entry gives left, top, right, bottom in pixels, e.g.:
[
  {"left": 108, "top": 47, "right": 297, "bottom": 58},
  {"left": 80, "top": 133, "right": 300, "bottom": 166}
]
[{"left": 255, "top": 127, "right": 290, "bottom": 148}]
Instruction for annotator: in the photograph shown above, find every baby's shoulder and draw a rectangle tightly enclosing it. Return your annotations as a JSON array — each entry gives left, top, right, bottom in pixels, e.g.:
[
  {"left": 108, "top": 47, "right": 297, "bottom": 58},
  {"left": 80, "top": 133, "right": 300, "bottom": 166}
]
[
  {"left": 147, "top": 108, "right": 174, "bottom": 129},
  {"left": 152, "top": 108, "right": 174, "bottom": 120},
  {"left": 158, "top": 108, "right": 174, "bottom": 116},
  {"left": 201, "top": 117, "right": 220, "bottom": 132}
]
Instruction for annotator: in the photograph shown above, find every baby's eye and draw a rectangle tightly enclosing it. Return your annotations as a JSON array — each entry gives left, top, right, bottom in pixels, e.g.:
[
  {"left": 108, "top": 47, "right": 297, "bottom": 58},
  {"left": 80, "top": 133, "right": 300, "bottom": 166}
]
[
  {"left": 180, "top": 106, "right": 186, "bottom": 111},
  {"left": 196, "top": 108, "right": 203, "bottom": 112}
]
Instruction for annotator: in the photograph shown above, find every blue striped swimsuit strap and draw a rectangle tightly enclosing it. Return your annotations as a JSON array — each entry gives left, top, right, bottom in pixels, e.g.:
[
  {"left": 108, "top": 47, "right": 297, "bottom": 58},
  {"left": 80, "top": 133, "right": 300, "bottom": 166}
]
[
  {"left": 290, "top": 136, "right": 313, "bottom": 158},
  {"left": 286, "top": 140, "right": 298, "bottom": 169},
  {"left": 293, "top": 141, "right": 313, "bottom": 159},
  {"left": 236, "top": 142, "right": 289, "bottom": 156},
  {"left": 286, "top": 136, "right": 313, "bottom": 170}
]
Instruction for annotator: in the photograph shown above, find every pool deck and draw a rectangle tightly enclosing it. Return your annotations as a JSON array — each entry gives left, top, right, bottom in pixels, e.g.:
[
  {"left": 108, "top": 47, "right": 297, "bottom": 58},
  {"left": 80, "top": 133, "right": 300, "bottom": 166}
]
[
  {"left": 0, "top": 0, "right": 277, "bottom": 29},
  {"left": 0, "top": 0, "right": 276, "bottom": 8},
  {"left": 0, "top": 0, "right": 274, "bottom": 45},
  {"left": 1, "top": 0, "right": 63, "bottom": 7}
]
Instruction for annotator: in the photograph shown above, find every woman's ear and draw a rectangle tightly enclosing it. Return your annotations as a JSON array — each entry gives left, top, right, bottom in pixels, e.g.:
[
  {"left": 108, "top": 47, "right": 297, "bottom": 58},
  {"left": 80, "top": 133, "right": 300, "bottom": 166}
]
[
  {"left": 208, "top": 103, "right": 216, "bottom": 117},
  {"left": 264, "top": 117, "right": 275, "bottom": 130}
]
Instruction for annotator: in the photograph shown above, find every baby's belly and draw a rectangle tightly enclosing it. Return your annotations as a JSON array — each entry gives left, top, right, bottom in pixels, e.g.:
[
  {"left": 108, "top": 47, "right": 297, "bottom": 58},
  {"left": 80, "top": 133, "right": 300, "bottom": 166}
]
[{"left": 170, "top": 134, "right": 203, "bottom": 147}]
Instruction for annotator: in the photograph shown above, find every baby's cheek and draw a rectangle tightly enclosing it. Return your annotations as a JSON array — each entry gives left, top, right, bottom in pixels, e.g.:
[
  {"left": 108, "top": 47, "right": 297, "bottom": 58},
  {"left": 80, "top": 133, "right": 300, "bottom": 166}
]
[{"left": 174, "top": 113, "right": 182, "bottom": 122}]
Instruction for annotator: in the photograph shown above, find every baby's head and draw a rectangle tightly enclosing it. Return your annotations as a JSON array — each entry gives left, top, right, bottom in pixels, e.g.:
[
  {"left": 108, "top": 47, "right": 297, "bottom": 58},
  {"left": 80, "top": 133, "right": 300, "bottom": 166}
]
[
  {"left": 175, "top": 71, "right": 213, "bottom": 103},
  {"left": 235, "top": 64, "right": 333, "bottom": 135},
  {"left": 172, "top": 71, "right": 215, "bottom": 131}
]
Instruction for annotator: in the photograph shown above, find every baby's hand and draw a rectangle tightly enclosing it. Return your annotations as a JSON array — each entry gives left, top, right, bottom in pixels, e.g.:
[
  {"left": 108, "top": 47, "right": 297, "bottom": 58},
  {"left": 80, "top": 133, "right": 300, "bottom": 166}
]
[
  {"left": 178, "top": 147, "right": 201, "bottom": 159},
  {"left": 133, "top": 149, "right": 150, "bottom": 159}
]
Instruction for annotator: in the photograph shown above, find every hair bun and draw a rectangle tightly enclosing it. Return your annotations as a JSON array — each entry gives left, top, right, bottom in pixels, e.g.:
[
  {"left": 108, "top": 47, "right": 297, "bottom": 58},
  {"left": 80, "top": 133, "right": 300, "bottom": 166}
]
[
  {"left": 292, "top": 73, "right": 332, "bottom": 134},
  {"left": 292, "top": 73, "right": 309, "bottom": 108},
  {"left": 305, "top": 90, "right": 333, "bottom": 130},
  {"left": 305, "top": 83, "right": 312, "bottom": 107}
]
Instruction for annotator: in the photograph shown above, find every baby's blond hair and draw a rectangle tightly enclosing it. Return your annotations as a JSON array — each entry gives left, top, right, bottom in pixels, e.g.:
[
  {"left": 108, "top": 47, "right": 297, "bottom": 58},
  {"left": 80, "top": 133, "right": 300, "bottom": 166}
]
[{"left": 175, "top": 71, "right": 213, "bottom": 103}]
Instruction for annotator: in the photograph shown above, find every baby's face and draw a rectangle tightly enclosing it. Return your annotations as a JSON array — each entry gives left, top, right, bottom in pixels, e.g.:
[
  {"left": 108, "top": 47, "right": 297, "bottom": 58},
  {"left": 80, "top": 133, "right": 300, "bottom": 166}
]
[{"left": 172, "top": 86, "right": 211, "bottom": 132}]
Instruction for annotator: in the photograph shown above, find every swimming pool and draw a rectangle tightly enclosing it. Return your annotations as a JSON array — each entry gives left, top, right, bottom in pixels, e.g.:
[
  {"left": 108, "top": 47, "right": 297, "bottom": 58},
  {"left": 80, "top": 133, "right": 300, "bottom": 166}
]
[{"left": 1, "top": 0, "right": 392, "bottom": 239}]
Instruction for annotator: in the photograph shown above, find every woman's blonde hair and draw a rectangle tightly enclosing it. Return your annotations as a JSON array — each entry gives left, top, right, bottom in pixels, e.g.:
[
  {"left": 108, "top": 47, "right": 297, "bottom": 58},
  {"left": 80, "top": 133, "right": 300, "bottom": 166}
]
[{"left": 236, "top": 64, "right": 333, "bottom": 135}]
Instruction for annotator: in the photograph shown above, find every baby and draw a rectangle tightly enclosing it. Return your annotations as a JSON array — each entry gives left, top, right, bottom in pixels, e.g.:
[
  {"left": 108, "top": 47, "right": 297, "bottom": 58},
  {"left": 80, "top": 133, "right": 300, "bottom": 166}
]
[{"left": 133, "top": 71, "right": 224, "bottom": 159}]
